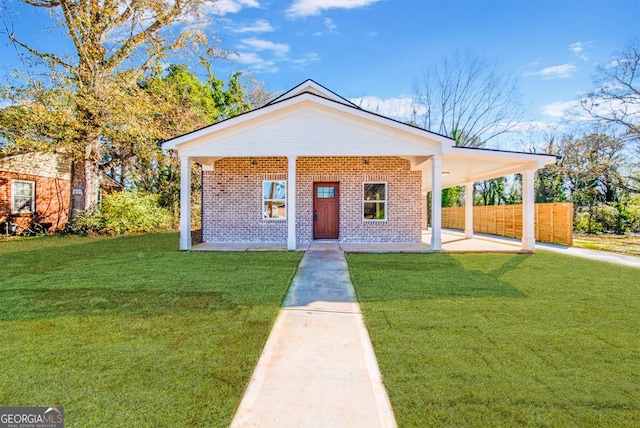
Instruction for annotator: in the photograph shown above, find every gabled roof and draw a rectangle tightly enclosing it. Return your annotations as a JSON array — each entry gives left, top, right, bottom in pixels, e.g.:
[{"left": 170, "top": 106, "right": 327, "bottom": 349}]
[
  {"left": 161, "top": 79, "right": 559, "bottom": 191},
  {"left": 267, "top": 79, "right": 360, "bottom": 108}
]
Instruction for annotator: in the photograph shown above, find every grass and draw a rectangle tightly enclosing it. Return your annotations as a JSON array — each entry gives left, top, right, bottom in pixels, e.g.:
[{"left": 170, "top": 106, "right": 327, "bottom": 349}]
[
  {"left": 0, "top": 233, "right": 302, "bottom": 427},
  {"left": 347, "top": 252, "right": 640, "bottom": 427},
  {"left": 573, "top": 233, "right": 640, "bottom": 257}
]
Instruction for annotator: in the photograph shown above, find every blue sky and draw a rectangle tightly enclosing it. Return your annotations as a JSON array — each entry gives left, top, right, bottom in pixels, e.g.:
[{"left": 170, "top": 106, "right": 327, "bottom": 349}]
[{"left": 1, "top": 0, "right": 639, "bottom": 144}]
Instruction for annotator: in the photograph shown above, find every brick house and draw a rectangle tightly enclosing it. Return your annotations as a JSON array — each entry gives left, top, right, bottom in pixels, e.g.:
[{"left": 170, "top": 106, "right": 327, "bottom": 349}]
[
  {"left": 1, "top": 152, "right": 123, "bottom": 232},
  {"left": 0, "top": 152, "right": 72, "bottom": 232},
  {"left": 162, "top": 80, "right": 558, "bottom": 251}
]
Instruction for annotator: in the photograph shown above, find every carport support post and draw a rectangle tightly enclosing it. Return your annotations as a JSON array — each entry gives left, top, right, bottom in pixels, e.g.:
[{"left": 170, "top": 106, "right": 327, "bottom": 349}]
[
  {"left": 287, "top": 155, "right": 297, "bottom": 251},
  {"left": 179, "top": 154, "right": 192, "bottom": 251},
  {"left": 465, "top": 182, "right": 474, "bottom": 239},
  {"left": 522, "top": 170, "right": 536, "bottom": 251},
  {"left": 431, "top": 155, "right": 442, "bottom": 250}
]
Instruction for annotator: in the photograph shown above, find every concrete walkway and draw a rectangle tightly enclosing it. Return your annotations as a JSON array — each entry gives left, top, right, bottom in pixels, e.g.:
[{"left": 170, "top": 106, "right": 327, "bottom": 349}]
[{"left": 231, "top": 246, "right": 396, "bottom": 427}]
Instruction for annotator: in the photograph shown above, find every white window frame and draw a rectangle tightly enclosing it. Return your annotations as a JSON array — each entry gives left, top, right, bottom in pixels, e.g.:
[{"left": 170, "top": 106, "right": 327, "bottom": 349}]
[
  {"left": 363, "top": 182, "right": 387, "bottom": 221},
  {"left": 11, "top": 179, "right": 35, "bottom": 215},
  {"left": 262, "top": 180, "right": 287, "bottom": 220}
]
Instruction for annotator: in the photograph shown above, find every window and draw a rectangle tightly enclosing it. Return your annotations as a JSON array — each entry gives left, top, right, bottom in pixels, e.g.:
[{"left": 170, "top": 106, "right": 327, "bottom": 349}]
[
  {"left": 12, "top": 180, "right": 35, "bottom": 214},
  {"left": 363, "top": 183, "right": 386, "bottom": 220},
  {"left": 263, "top": 180, "right": 286, "bottom": 219},
  {"left": 316, "top": 186, "right": 335, "bottom": 198}
]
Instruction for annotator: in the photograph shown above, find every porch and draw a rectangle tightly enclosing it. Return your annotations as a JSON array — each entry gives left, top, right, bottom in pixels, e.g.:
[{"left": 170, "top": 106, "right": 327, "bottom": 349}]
[{"left": 191, "top": 229, "right": 524, "bottom": 253}]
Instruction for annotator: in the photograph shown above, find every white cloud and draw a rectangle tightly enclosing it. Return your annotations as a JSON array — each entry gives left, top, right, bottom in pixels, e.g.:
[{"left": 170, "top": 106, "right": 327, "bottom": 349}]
[
  {"left": 526, "top": 64, "right": 577, "bottom": 79},
  {"left": 541, "top": 100, "right": 583, "bottom": 119},
  {"left": 228, "top": 51, "right": 278, "bottom": 72},
  {"left": 324, "top": 17, "right": 337, "bottom": 31},
  {"left": 542, "top": 93, "right": 640, "bottom": 125},
  {"left": 349, "top": 96, "right": 426, "bottom": 121},
  {"left": 569, "top": 41, "right": 590, "bottom": 61},
  {"left": 286, "top": 0, "right": 379, "bottom": 17},
  {"left": 240, "top": 37, "right": 290, "bottom": 55},
  {"left": 214, "top": 0, "right": 260, "bottom": 15},
  {"left": 287, "top": 52, "right": 321, "bottom": 69},
  {"left": 509, "top": 120, "right": 559, "bottom": 133},
  {"left": 232, "top": 19, "right": 274, "bottom": 33}
]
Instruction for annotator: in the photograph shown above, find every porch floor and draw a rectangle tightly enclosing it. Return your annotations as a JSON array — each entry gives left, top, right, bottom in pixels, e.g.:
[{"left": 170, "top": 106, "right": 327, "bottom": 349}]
[{"left": 191, "top": 229, "right": 524, "bottom": 253}]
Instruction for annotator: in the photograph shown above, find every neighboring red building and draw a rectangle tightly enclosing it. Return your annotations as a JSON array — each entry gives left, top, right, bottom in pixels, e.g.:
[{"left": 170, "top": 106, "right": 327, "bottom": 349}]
[
  {"left": 0, "top": 152, "right": 72, "bottom": 232},
  {"left": 1, "top": 152, "right": 123, "bottom": 233}
]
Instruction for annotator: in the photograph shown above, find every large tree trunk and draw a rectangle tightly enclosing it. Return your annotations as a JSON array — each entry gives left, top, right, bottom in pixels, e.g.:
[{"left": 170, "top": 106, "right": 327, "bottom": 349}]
[
  {"left": 70, "top": 132, "right": 102, "bottom": 217},
  {"left": 83, "top": 133, "right": 102, "bottom": 210}
]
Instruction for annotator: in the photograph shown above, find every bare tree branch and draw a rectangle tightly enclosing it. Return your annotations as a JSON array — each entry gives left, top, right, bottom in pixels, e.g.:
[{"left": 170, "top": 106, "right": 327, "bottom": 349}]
[
  {"left": 413, "top": 51, "right": 525, "bottom": 147},
  {"left": 8, "top": 32, "right": 74, "bottom": 73},
  {"left": 581, "top": 41, "right": 640, "bottom": 142}
]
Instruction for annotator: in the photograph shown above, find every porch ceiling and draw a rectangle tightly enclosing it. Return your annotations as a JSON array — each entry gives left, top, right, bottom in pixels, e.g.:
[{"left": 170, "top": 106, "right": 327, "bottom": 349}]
[{"left": 421, "top": 151, "right": 551, "bottom": 191}]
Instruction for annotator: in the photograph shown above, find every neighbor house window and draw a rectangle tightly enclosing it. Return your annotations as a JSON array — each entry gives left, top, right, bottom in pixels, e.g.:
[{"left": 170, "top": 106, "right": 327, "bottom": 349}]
[
  {"left": 12, "top": 179, "right": 35, "bottom": 214},
  {"left": 363, "top": 182, "right": 387, "bottom": 220},
  {"left": 263, "top": 180, "right": 286, "bottom": 219}
]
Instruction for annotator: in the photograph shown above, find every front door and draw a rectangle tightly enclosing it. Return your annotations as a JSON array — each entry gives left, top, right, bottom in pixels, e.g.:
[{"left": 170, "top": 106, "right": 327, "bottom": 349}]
[{"left": 313, "top": 182, "right": 339, "bottom": 239}]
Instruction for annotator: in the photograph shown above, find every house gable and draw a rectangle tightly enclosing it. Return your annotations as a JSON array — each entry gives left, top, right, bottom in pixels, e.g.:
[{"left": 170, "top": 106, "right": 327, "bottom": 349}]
[{"left": 164, "top": 92, "right": 449, "bottom": 162}]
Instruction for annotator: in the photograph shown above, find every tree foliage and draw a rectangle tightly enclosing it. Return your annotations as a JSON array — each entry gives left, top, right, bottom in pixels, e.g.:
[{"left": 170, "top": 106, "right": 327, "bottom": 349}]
[
  {"left": 1, "top": 0, "right": 219, "bottom": 210},
  {"left": 534, "top": 131, "right": 639, "bottom": 234}
]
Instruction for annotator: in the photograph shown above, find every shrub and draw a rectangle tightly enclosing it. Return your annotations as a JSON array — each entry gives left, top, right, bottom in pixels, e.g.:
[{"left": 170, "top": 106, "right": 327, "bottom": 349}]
[
  {"left": 574, "top": 202, "right": 640, "bottom": 234},
  {"left": 72, "top": 191, "right": 172, "bottom": 235},
  {"left": 574, "top": 209, "right": 604, "bottom": 234}
]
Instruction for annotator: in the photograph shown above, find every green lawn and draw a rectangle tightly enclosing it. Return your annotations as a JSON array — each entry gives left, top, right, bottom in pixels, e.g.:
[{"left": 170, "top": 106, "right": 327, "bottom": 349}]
[
  {"left": 573, "top": 234, "right": 640, "bottom": 257},
  {"left": 0, "top": 233, "right": 302, "bottom": 427},
  {"left": 347, "top": 252, "right": 640, "bottom": 427}
]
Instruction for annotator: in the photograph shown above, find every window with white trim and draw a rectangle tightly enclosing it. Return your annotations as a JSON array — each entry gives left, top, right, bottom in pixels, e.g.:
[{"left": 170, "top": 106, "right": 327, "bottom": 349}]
[
  {"left": 263, "top": 180, "right": 286, "bottom": 219},
  {"left": 12, "top": 179, "right": 35, "bottom": 214},
  {"left": 363, "top": 182, "right": 387, "bottom": 220}
]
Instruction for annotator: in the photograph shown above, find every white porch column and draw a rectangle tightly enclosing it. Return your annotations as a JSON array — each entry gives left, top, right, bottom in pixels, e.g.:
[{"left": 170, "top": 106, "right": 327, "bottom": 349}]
[
  {"left": 465, "top": 182, "right": 474, "bottom": 239},
  {"left": 179, "top": 154, "right": 192, "bottom": 251},
  {"left": 522, "top": 170, "right": 536, "bottom": 251},
  {"left": 287, "top": 155, "right": 297, "bottom": 251},
  {"left": 431, "top": 155, "right": 442, "bottom": 251}
]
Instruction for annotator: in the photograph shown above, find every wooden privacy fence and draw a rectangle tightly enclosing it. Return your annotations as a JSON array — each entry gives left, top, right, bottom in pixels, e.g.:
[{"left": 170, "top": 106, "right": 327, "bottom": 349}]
[{"left": 441, "top": 202, "right": 573, "bottom": 246}]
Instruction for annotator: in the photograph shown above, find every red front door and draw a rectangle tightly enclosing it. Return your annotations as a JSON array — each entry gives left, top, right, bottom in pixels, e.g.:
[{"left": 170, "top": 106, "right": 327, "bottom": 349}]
[{"left": 313, "top": 182, "right": 339, "bottom": 239}]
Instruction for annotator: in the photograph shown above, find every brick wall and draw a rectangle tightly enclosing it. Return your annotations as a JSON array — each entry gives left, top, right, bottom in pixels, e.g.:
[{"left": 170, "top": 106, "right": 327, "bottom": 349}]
[
  {"left": 202, "top": 156, "right": 422, "bottom": 243},
  {"left": 0, "top": 171, "right": 71, "bottom": 231},
  {"left": 202, "top": 157, "right": 288, "bottom": 243}
]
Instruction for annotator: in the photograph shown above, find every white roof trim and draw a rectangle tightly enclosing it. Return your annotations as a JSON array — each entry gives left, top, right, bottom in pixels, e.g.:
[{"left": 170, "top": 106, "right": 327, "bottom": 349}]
[{"left": 450, "top": 146, "right": 558, "bottom": 169}]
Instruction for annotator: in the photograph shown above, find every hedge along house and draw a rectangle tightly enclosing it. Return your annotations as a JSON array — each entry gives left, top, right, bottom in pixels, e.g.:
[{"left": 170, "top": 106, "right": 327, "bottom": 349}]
[{"left": 162, "top": 80, "right": 558, "bottom": 252}]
